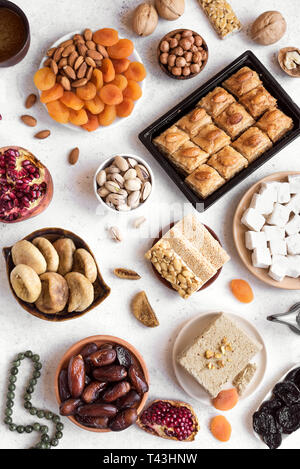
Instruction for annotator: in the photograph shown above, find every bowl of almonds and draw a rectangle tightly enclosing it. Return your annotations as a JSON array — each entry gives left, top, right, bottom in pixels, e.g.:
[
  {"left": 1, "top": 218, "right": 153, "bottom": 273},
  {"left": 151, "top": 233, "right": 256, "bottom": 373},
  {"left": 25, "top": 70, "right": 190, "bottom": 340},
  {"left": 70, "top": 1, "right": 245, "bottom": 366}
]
[{"left": 94, "top": 154, "right": 154, "bottom": 213}]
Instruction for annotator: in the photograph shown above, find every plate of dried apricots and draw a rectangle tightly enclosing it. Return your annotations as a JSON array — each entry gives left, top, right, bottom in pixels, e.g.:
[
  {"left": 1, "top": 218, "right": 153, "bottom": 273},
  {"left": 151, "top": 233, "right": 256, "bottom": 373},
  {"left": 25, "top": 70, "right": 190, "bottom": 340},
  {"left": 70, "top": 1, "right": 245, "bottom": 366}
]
[{"left": 34, "top": 28, "right": 146, "bottom": 132}]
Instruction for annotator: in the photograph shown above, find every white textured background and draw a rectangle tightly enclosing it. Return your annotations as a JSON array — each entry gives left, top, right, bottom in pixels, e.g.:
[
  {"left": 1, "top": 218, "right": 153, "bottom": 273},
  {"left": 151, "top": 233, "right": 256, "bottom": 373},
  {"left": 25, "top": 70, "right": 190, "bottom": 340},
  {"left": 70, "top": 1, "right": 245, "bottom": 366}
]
[{"left": 0, "top": 0, "right": 300, "bottom": 450}]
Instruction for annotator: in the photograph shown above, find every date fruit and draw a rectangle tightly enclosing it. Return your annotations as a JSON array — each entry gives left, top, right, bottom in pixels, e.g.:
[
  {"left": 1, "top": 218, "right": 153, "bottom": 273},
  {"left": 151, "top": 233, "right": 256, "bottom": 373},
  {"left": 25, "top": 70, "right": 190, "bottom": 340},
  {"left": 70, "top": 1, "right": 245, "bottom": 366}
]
[
  {"left": 77, "top": 403, "right": 118, "bottom": 418},
  {"left": 75, "top": 415, "right": 109, "bottom": 429},
  {"left": 59, "top": 398, "right": 82, "bottom": 416},
  {"left": 68, "top": 354, "right": 85, "bottom": 398},
  {"left": 116, "top": 390, "right": 141, "bottom": 410},
  {"left": 58, "top": 368, "right": 71, "bottom": 402},
  {"left": 115, "top": 345, "right": 132, "bottom": 368},
  {"left": 103, "top": 381, "right": 131, "bottom": 403},
  {"left": 80, "top": 342, "right": 98, "bottom": 358},
  {"left": 93, "top": 365, "right": 127, "bottom": 382},
  {"left": 128, "top": 365, "right": 148, "bottom": 395},
  {"left": 109, "top": 408, "right": 138, "bottom": 432},
  {"left": 89, "top": 348, "right": 117, "bottom": 367},
  {"left": 82, "top": 381, "right": 108, "bottom": 404}
]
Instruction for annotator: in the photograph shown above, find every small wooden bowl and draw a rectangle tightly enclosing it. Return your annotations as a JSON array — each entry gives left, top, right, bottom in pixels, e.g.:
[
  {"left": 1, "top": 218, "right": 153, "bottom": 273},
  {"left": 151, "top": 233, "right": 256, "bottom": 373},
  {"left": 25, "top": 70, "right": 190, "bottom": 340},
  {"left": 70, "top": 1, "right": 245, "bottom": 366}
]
[
  {"left": 3, "top": 227, "right": 111, "bottom": 321},
  {"left": 54, "top": 335, "right": 149, "bottom": 433},
  {"left": 0, "top": 0, "right": 30, "bottom": 67},
  {"left": 278, "top": 47, "right": 300, "bottom": 78},
  {"left": 157, "top": 29, "right": 209, "bottom": 80}
]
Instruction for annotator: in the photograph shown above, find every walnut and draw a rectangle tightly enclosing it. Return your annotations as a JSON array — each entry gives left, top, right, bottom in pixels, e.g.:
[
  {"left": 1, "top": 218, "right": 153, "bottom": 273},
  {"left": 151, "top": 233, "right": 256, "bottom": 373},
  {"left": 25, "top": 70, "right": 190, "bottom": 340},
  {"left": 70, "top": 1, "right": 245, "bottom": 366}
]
[
  {"left": 155, "top": 0, "right": 185, "bottom": 21},
  {"left": 132, "top": 3, "right": 158, "bottom": 37},
  {"left": 251, "top": 11, "right": 286, "bottom": 45}
]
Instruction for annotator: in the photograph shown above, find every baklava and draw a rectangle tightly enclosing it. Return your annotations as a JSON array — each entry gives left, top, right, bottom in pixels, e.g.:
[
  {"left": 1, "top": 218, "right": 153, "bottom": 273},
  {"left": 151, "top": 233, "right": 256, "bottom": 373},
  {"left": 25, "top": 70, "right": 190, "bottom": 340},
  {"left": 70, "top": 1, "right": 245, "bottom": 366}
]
[
  {"left": 256, "top": 108, "right": 294, "bottom": 142},
  {"left": 170, "top": 141, "right": 209, "bottom": 175},
  {"left": 191, "top": 124, "right": 231, "bottom": 155},
  {"left": 176, "top": 107, "right": 212, "bottom": 138},
  {"left": 232, "top": 127, "right": 272, "bottom": 163},
  {"left": 153, "top": 125, "right": 189, "bottom": 155},
  {"left": 197, "top": 87, "right": 235, "bottom": 118},
  {"left": 222, "top": 66, "right": 262, "bottom": 97},
  {"left": 185, "top": 164, "right": 225, "bottom": 198},
  {"left": 208, "top": 146, "right": 248, "bottom": 180},
  {"left": 214, "top": 102, "right": 255, "bottom": 139},
  {"left": 239, "top": 86, "right": 277, "bottom": 118}
]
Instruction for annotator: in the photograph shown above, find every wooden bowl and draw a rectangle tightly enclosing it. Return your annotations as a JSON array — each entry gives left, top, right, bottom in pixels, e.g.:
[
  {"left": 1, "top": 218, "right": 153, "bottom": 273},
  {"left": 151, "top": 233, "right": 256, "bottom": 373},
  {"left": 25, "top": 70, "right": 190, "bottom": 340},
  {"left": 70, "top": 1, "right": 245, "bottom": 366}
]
[
  {"left": 157, "top": 29, "right": 208, "bottom": 80},
  {"left": 233, "top": 172, "right": 300, "bottom": 290},
  {"left": 3, "top": 227, "right": 111, "bottom": 321},
  {"left": 150, "top": 222, "right": 222, "bottom": 292},
  {"left": 278, "top": 47, "right": 300, "bottom": 78},
  {"left": 54, "top": 335, "right": 149, "bottom": 433}
]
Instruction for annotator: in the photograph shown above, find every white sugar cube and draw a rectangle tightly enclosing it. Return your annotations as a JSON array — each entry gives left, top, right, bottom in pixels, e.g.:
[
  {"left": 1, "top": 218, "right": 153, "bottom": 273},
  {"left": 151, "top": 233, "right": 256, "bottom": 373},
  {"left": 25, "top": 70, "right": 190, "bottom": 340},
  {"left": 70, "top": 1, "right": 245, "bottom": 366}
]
[
  {"left": 245, "top": 231, "right": 267, "bottom": 250},
  {"left": 286, "top": 194, "right": 300, "bottom": 214},
  {"left": 267, "top": 203, "right": 290, "bottom": 227},
  {"left": 288, "top": 175, "right": 300, "bottom": 194},
  {"left": 262, "top": 225, "right": 285, "bottom": 241},
  {"left": 252, "top": 247, "right": 272, "bottom": 269},
  {"left": 286, "top": 234, "right": 300, "bottom": 255},
  {"left": 277, "top": 183, "right": 291, "bottom": 204},
  {"left": 259, "top": 182, "right": 279, "bottom": 202},
  {"left": 287, "top": 256, "right": 300, "bottom": 278},
  {"left": 241, "top": 208, "right": 265, "bottom": 232},
  {"left": 269, "top": 238, "right": 287, "bottom": 256},
  {"left": 268, "top": 255, "right": 289, "bottom": 282},
  {"left": 250, "top": 193, "right": 274, "bottom": 215},
  {"left": 285, "top": 214, "right": 300, "bottom": 236}
]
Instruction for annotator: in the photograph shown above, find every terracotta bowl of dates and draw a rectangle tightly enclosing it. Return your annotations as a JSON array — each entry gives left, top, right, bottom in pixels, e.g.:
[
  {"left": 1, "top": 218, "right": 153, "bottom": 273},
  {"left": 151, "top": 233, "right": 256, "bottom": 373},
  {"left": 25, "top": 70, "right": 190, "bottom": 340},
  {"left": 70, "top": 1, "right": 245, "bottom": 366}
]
[
  {"left": 157, "top": 29, "right": 208, "bottom": 80},
  {"left": 3, "top": 227, "right": 111, "bottom": 322},
  {"left": 54, "top": 335, "right": 150, "bottom": 433}
]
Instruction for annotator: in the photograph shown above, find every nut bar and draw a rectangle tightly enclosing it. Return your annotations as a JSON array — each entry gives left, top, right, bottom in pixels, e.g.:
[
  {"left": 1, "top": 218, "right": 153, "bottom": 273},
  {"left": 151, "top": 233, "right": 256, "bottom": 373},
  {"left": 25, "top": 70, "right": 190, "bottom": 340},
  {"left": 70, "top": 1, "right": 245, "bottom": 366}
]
[
  {"left": 145, "top": 239, "right": 204, "bottom": 299},
  {"left": 198, "top": 0, "right": 242, "bottom": 39}
]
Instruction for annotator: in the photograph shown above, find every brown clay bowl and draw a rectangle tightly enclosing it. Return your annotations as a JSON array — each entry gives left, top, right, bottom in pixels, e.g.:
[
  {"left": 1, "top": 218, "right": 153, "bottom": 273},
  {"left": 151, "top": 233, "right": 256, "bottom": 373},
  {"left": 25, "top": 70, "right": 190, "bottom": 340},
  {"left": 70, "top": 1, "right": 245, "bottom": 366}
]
[
  {"left": 157, "top": 29, "right": 209, "bottom": 80},
  {"left": 3, "top": 227, "right": 111, "bottom": 321},
  {"left": 0, "top": 0, "right": 30, "bottom": 67},
  {"left": 54, "top": 335, "right": 149, "bottom": 433},
  {"left": 0, "top": 146, "right": 53, "bottom": 224},
  {"left": 278, "top": 47, "right": 300, "bottom": 78},
  {"left": 150, "top": 222, "right": 222, "bottom": 292}
]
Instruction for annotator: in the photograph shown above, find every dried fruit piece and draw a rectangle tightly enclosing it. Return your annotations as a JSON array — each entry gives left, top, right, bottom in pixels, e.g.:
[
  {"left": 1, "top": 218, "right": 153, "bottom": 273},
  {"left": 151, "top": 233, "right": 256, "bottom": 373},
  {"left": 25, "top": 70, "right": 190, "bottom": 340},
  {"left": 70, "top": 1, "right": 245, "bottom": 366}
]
[
  {"left": 46, "top": 100, "right": 69, "bottom": 124},
  {"left": 123, "top": 80, "right": 142, "bottom": 101},
  {"left": 72, "top": 248, "right": 97, "bottom": 283},
  {"left": 111, "top": 58, "right": 130, "bottom": 74},
  {"left": 253, "top": 410, "right": 279, "bottom": 436},
  {"left": 60, "top": 91, "right": 84, "bottom": 111},
  {"left": 109, "top": 408, "right": 138, "bottom": 432},
  {"left": 40, "top": 83, "right": 64, "bottom": 104},
  {"left": 102, "top": 381, "right": 131, "bottom": 403},
  {"left": 107, "top": 39, "right": 134, "bottom": 60},
  {"left": 262, "top": 432, "right": 282, "bottom": 450},
  {"left": 137, "top": 400, "right": 198, "bottom": 441},
  {"left": 58, "top": 369, "right": 70, "bottom": 402},
  {"left": 69, "top": 109, "right": 88, "bottom": 126},
  {"left": 65, "top": 272, "right": 94, "bottom": 313},
  {"left": 273, "top": 382, "right": 300, "bottom": 406},
  {"left": 116, "top": 98, "right": 134, "bottom": 118},
  {"left": 116, "top": 390, "right": 141, "bottom": 410},
  {"left": 32, "top": 237, "right": 59, "bottom": 272},
  {"left": 34, "top": 67, "right": 56, "bottom": 91},
  {"left": 128, "top": 365, "right": 149, "bottom": 395},
  {"left": 230, "top": 279, "right": 254, "bottom": 303},
  {"left": 93, "top": 365, "right": 127, "bottom": 383},
  {"left": 76, "top": 82, "right": 97, "bottom": 101},
  {"left": 82, "top": 381, "right": 107, "bottom": 404},
  {"left": 111, "top": 74, "right": 128, "bottom": 91},
  {"left": 53, "top": 238, "right": 76, "bottom": 276},
  {"left": 75, "top": 415, "right": 109, "bottom": 429},
  {"left": 124, "top": 62, "right": 147, "bottom": 82},
  {"left": 114, "top": 268, "right": 141, "bottom": 280},
  {"left": 59, "top": 398, "right": 82, "bottom": 416},
  {"left": 77, "top": 403, "right": 118, "bottom": 418},
  {"left": 277, "top": 404, "right": 300, "bottom": 434},
  {"left": 212, "top": 388, "right": 239, "bottom": 411},
  {"left": 81, "top": 111, "right": 99, "bottom": 132},
  {"left": 35, "top": 272, "right": 69, "bottom": 315},
  {"left": 98, "top": 105, "right": 116, "bottom": 126},
  {"left": 10, "top": 264, "right": 42, "bottom": 303},
  {"left": 68, "top": 354, "right": 85, "bottom": 398},
  {"left": 91, "top": 69, "right": 103, "bottom": 90},
  {"left": 99, "top": 84, "right": 123, "bottom": 105},
  {"left": 210, "top": 415, "right": 232, "bottom": 442},
  {"left": 89, "top": 348, "right": 117, "bottom": 367},
  {"left": 93, "top": 28, "right": 119, "bottom": 47},
  {"left": 101, "top": 58, "right": 116, "bottom": 83},
  {"left": 12, "top": 240, "right": 47, "bottom": 275},
  {"left": 115, "top": 346, "right": 132, "bottom": 368},
  {"left": 131, "top": 291, "right": 159, "bottom": 327}
]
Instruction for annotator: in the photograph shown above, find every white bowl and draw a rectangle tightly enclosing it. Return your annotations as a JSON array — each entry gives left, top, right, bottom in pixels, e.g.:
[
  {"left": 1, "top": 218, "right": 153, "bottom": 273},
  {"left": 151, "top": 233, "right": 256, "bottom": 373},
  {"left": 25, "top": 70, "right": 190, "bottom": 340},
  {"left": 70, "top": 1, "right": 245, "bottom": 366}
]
[
  {"left": 94, "top": 154, "right": 154, "bottom": 214},
  {"left": 38, "top": 31, "right": 146, "bottom": 132}
]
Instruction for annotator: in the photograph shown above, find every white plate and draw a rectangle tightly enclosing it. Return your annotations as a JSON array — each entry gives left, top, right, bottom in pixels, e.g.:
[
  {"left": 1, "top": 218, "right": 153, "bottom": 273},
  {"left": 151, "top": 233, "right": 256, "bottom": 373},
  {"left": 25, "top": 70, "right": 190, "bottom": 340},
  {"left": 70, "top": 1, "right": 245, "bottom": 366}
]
[
  {"left": 38, "top": 31, "right": 146, "bottom": 132},
  {"left": 172, "top": 311, "right": 267, "bottom": 405},
  {"left": 253, "top": 363, "right": 300, "bottom": 448}
]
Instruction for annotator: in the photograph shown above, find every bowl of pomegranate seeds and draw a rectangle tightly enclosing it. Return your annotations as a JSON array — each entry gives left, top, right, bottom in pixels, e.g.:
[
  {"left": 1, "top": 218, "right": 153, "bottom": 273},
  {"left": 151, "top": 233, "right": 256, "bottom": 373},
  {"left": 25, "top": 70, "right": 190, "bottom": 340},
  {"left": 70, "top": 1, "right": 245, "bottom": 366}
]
[{"left": 0, "top": 146, "right": 53, "bottom": 223}]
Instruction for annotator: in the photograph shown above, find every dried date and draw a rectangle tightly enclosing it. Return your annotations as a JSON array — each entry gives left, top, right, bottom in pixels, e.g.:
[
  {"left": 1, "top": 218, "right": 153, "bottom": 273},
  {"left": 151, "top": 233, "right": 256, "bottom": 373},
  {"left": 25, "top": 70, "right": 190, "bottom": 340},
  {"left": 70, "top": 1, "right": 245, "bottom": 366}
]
[
  {"left": 75, "top": 415, "right": 109, "bottom": 429},
  {"left": 60, "top": 398, "right": 82, "bottom": 416},
  {"left": 128, "top": 365, "right": 148, "bottom": 395},
  {"left": 116, "top": 390, "right": 141, "bottom": 410},
  {"left": 82, "top": 381, "right": 108, "bottom": 404},
  {"left": 77, "top": 403, "right": 118, "bottom": 418},
  {"left": 93, "top": 365, "right": 127, "bottom": 382},
  {"left": 103, "top": 381, "right": 131, "bottom": 403},
  {"left": 58, "top": 369, "right": 70, "bottom": 402},
  {"left": 89, "top": 348, "right": 117, "bottom": 367},
  {"left": 80, "top": 342, "right": 98, "bottom": 358},
  {"left": 109, "top": 408, "right": 138, "bottom": 432},
  {"left": 68, "top": 354, "right": 85, "bottom": 398},
  {"left": 115, "top": 345, "right": 132, "bottom": 368}
]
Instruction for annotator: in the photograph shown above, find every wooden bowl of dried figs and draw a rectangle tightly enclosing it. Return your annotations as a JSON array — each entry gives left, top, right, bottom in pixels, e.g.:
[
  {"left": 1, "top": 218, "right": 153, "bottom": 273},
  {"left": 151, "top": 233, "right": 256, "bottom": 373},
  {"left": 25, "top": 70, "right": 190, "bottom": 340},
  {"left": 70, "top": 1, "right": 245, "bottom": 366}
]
[
  {"left": 3, "top": 227, "right": 111, "bottom": 322},
  {"left": 55, "top": 335, "right": 149, "bottom": 432}
]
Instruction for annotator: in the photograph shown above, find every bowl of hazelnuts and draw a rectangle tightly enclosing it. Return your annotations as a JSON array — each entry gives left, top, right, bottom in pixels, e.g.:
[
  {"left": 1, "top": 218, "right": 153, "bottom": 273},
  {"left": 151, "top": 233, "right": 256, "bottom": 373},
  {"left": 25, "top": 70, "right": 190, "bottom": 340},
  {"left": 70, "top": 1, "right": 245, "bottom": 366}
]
[{"left": 158, "top": 29, "right": 208, "bottom": 80}]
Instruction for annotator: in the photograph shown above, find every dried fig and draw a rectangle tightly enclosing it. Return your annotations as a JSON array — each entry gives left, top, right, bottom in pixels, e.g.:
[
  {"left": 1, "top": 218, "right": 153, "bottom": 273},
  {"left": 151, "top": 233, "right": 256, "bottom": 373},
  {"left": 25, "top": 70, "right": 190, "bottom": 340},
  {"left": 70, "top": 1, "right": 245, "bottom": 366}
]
[
  {"left": 65, "top": 272, "right": 94, "bottom": 312},
  {"left": 11, "top": 240, "right": 47, "bottom": 275},
  {"left": 155, "top": 0, "right": 185, "bottom": 20},
  {"left": 32, "top": 237, "right": 59, "bottom": 272},
  {"left": 131, "top": 291, "right": 159, "bottom": 327},
  {"left": 133, "top": 3, "right": 158, "bottom": 37},
  {"left": 72, "top": 248, "right": 97, "bottom": 283},
  {"left": 10, "top": 264, "right": 42, "bottom": 303},
  {"left": 53, "top": 238, "right": 76, "bottom": 276},
  {"left": 35, "top": 272, "right": 69, "bottom": 314}
]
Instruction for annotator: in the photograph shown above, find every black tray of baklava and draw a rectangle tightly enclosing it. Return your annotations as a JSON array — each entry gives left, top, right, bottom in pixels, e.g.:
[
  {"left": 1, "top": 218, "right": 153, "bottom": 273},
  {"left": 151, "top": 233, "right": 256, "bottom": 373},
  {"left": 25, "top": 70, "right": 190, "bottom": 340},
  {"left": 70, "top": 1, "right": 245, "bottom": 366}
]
[{"left": 139, "top": 50, "right": 300, "bottom": 211}]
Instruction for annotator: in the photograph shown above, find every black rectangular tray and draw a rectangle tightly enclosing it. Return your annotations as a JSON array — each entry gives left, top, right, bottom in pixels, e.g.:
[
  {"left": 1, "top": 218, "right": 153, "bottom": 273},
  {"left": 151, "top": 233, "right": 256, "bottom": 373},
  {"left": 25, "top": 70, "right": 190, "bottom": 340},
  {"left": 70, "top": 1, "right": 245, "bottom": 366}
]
[{"left": 139, "top": 50, "right": 300, "bottom": 211}]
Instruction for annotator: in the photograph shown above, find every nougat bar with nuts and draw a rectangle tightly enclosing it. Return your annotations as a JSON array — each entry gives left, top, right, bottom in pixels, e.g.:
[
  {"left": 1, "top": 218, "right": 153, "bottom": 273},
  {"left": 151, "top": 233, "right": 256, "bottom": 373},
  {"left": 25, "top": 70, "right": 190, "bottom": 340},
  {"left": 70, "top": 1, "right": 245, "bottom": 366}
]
[{"left": 198, "top": 0, "right": 242, "bottom": 39}]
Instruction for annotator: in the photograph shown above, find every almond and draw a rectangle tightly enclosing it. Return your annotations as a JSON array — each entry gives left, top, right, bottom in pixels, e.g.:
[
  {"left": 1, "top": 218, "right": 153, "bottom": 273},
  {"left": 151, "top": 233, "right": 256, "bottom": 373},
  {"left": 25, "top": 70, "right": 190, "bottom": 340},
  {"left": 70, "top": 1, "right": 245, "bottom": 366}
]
[
  {"left": 96, "top": 44, "right": 108, "bottom": 58},
  {"left": 35, "top": 130, "right": 50, "bottom": 140},
  {"left": 227, "top": 112, "right": 243, "bottom": 125},
  {"left": 86, "top": 66, "right": 93, "bottom": 81},
  {"left": 181, "top": 147, "right": 201, "bottom": 157},
  {"left": 190, "top": 108, "right": 206, "bottom": 122},
  {"left": 59, "top": 39, "right": 74, "bottom": 48},
  {"left": 77, "top": 62, "right": 87, "bottom": 79},
  {"left": 78, "top": 44, "right": 88, "bottom": 57},
  {"left": 87, "top": 50, "right": 103, "bottom": 61},
  {"left": 236, "top": 71, "right": 253, "bottom": 82},
  {"left": 58, "top": 57, "right": 67, "bottom": 69},
  {"left": 53, "top": 46, "right": 64, "bottom": 63},
  {"left": 72, "top": 78, "right": 88, "bottom": 88},
  {"left": 63, "top": 65, "right": 76, "bottom": 80},
  {"left": 84, "top": 29, "right": 93, "bottom": 41},
  {"left": 46, "top": 47, "right": 56, "bottom": 57},
  {"left": 212, "top": 91, "right": 227, "bottom": 103},
  {"left": 62, "top": 44, "right": 75, "bottom": 57},
  {"left": 44, "top": 58, "right": 51, "bottom": 67},
  {"left": 21, "top": 115, "right": 37, "bottom": 127},
  {"left": 25, "top": 94, "right": 37, "bottom": 109},
  {"left": 68, "top": 51, "right": 78, "bottom": 67},
  {"left": 69, "top": 147, "right": 79, "bottom": 165},
  {"left": 86, "top": 40, "right": 96, "bottom": 50},
  {"left": 74, "top": 55, "right": 84, "bottom": 71},
  {"left": 195, "top": 170, "right": 211, "bottom": 181},
  {"left": 73, "top": 34, "right": 84, "bottom": 43},
  {"left": 50, "top": 59, "right": 58, "bottom": 75},
  {"left": 85, "top": 56, "right": 96, "bottom": 68},
  {"left": 59, "top": 76, "right": 71, "bottom": 91}
]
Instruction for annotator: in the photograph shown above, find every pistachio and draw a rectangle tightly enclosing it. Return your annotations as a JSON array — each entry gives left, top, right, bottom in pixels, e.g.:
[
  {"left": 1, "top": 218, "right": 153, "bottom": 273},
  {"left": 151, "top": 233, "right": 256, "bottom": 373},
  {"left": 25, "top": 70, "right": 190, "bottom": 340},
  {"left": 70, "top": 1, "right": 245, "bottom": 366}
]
[
  {"left": 123, "top": 168, "right": 137, "bottom": 180},
  {"left": 109, "top": 226, "right": 122, "bottom": 242},
  {"left": 96, "top": 170, "right": 106, "bottom": 187},
  {"left": 133, "top": 217, "right": 146, "bottom": 228},
  {"left": 105, "top": 181, "right": 121, "bottom": 193},
  {"left": 128, "top": 191, "right": 141, "bottom": 208},
  {"left": 141, "top": 181, "right": 152, "bottom": 201},
  {"left": 125, "top": 178, "right": 142, "bottom": 192},
  {"left": 114, "top": 155, "right": 129, "bottom": 172}
]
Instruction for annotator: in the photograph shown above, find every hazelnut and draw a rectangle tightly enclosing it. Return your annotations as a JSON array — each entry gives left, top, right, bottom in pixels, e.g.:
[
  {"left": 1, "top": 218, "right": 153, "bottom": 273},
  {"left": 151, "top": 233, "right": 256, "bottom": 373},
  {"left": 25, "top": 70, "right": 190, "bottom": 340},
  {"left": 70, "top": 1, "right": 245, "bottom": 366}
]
[
  {"left": 191, "top": 45, "right": 198, "bottom": 53},
  {"left": 173, "top": 46, "right": 184, "bottom": 56},
  {"left": 176, "top": 56, "right": 186, "bottom": 67},
  {"left": 132, "top": 3, "right": 159, "bottom": 37},
  {"left": 175, "top": 33, "right": 181, "bottom": 40},
  {"left": 167, "top": 54, "right": 176, "bottom": 67},
  {"left": 181, "top": 30, "right": 193, "bottom": 37},
  {"left": 192, "top": 52, "right": 202, "bottom": 63},
  {"left": 160, "top": 40, "right": 170, "bottom": 52},
  {"left": 171, "top": 66, "right": 182, "bottom": 76},
  {"left": 190, "top": 63, "right": 200, "bottom": 74},
  {"left": 194, "top": 35, "right": 203, "bottom": 47},
  {"left": 160, "top": 53, "right": 169, "bottom": 65},
  {"left": 201, "top": 50, "right": 207, "bottom": 61},
  {"left": 169, "top": 37, "right": 178, "bottom": 48},
  {"left": 155, "top": 0, "right": 185, "bottom": 21},
  {"left": 179, "top": 38, "right": 192, "bottom": 50},
  {"left": 182, "top": 66, "right": 191, "bottom": 76},
  {"left": 184, "top": 51, "right": 192, "bottom": 62}
]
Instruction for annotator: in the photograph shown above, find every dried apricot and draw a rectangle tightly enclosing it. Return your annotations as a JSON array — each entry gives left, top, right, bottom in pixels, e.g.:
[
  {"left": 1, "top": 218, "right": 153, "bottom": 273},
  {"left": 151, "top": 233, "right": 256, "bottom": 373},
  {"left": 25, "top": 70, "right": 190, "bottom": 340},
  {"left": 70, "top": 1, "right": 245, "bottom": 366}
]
[
  {"left": 111, "top": 74, "right": 128, "bottom": 91},
  {"left": 76, "top": 82, "right": 97, "bottom": 101},
  {"left": 123, "top": 80, "right": 142, "bottom": 101},
  {"left": 98, "top": 105, "right": 116, "bottom": 126},
  {"left": 84, "top": 96, "right": 105, "bottom": 115},
  {"left": 116, "top": 98, "right": 134, "bottom": 118},
  {"left": 124, "top": 62, "right": 147, "bottom": 82},
  {"left": 230, "top": 279, "right": 254, "bottom": 304},
  {"left": 91, "top": 69, "right": 103, "bottom": 90},
  {"left": 34, "top": 67, "right": 56, "bottom": 91},
  {"left": 69, "top": 109, "right": 88, "bottom": 126},
  {"left": 101, "top": 58, "right": 115, "bottom": 83},
  {"left": 212, "top": 389, "right": 239, "bottom": 411},
  {"left": 99, "top": 84, "right": 123, "bottom": 106},
  {"left": 107, "top": 39, "right": 134, "bottom": 60},
  {"left": 81, "top": 111, "right": 99, "bottom": 132},
  {"left": 46, "top": 100, "right": 69, "bottom": 124},
  {"left": 210, "top": 416, "right": 232, "bottom": 442},
  {"left": 40, "top": 84, "right": 64, "bottom": 104},
  {"left": 93, "top": 28, "right": 119, "bottom": 47},
  {"left": 111, "top": 58, "right": 130, "bottom": 74},
  {"left": 60, "top": 91, "right": 84, "bottom": 111}
]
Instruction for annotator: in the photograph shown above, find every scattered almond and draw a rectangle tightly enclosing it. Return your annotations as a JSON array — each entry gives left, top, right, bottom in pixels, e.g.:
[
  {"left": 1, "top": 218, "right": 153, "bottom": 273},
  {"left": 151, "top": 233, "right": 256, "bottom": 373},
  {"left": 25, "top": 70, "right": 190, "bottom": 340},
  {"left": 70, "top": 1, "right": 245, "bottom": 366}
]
[
  {"left": 25, "top": 94, "right": 37, "bottom": 109},
  {"left": 35, "top": 130, "right": 51, "bottom": 140},
  {"left": 69, "top": 147, "right": 79, "bottom": 165},
  {"left": 21, "top": 115, "right": 37, "bottom": 127}
]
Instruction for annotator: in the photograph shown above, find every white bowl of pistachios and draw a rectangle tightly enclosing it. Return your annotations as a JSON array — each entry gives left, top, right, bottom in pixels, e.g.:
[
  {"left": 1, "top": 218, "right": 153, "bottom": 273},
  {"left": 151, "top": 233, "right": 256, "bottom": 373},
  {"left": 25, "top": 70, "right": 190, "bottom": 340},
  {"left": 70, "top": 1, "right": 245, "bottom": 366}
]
[{"left": 94, "top": 154, "right": 154, "bottom": 214}]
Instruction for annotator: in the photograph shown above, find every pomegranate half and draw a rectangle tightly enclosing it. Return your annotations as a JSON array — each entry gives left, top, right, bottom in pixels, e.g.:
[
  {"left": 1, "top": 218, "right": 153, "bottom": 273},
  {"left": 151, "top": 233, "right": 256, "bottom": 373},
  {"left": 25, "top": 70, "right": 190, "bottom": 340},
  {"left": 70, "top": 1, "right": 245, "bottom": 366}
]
[
  {"left": 137, "top": 399, "right": 199, "bottom": 442},
  {"left": 0, "top": 146, "right": 53, "bottom": 223}
]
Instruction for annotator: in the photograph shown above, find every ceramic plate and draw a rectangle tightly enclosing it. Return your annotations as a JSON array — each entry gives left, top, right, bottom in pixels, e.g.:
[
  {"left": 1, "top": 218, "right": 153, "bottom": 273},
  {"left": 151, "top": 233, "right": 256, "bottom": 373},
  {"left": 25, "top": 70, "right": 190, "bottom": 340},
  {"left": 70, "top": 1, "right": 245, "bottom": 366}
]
[
  {"left": 172, "top": 311, "right": 267, "bottom": 405},
  {"left": 39, "top": 31, "right": 145, "bottom": 132},
  {"left": 233, "top": 172, "right": 300, "bottom": 290}
]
